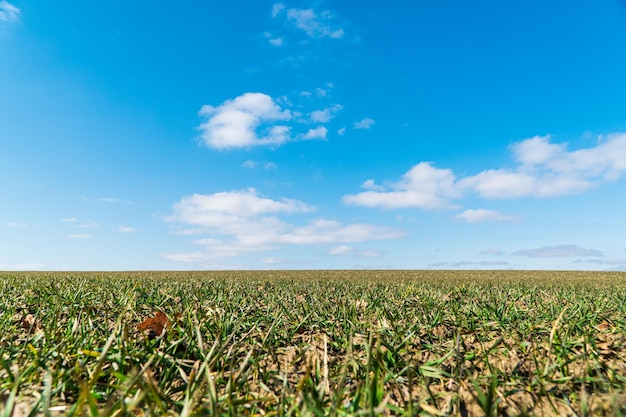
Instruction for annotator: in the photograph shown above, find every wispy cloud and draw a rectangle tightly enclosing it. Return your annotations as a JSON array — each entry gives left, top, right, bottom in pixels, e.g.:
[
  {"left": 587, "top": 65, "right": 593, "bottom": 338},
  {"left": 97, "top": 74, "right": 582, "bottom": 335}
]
[
  {"left": 429, "top": 260, "right": 510, "bottom": 268},
  {"left": 163, "top": 189, "right": 405, "bottom": 263},
  {"left": 62, "top": 217, "right": 78, "bottom": 223},
  {"left": 8, "top": 222, "right": 28, "bottom": 228},
  {"left": 67, "top": 234, "right": 94, "bottom": 239},
  {"left": 263, "top": 31, "right": 284, "bottom": 46},
  {"left": 455, "top": 209, "right": 521, "bottom": 224},
  {"left": 273, "top": 3, "right": 344, "bottom": 39},
  {"left": 354, "top": 118, "right": 375, "bottom": 129},
  {"left": 98, "top": 197, "right": 132, "bottom": 204},
  {"left": 116, "top": 225, "right": 135, "bottom": 233},
  {"left": 242, "top": 160, "right": 278, "bottom": 170},
  {"left": 328, "top": 245, "right": 386, "bottom": 258},
  {"left": 78, "top": 220, "right": 99, "bottom": 229},
  {"left": 309, "top": 104, "right": 343, "bottom": 123},
  {"left": 574, "top": 258, "right": 626, "bottom": 271},
  {"left": 513, "top": 245, "right": 603, "bottom": 258},
  {"left": 344, "top": 133, "right": 626, "bottom": 210},
  {"left": 0, "top": 1, "right": 20, "bottom": 22}
]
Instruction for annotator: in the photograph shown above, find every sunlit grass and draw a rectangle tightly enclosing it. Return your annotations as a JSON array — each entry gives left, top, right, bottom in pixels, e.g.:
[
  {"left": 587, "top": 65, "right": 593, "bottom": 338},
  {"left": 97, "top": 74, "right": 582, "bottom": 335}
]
[{"left": 1, "top": 270, "right": 625, "bottom": 416}]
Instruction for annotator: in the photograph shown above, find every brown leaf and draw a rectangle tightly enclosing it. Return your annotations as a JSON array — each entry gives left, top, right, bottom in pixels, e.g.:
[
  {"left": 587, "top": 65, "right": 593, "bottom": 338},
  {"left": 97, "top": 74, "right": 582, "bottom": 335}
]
[
  {"left": 21, "top": 314, "right": 39, "bottom": 332},
  {"left": 138, "top": 311, "right": 170, "bottom": 336}
]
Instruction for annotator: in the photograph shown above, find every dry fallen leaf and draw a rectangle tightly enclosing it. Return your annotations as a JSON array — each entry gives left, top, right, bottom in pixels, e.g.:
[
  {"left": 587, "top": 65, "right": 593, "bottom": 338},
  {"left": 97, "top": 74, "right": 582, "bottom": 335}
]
[
  {"left": 21, "top": 314, "right": 39, "bottom": 332},
  {"left": 138, "top": 311, "right": 170, "bottom": 336}
]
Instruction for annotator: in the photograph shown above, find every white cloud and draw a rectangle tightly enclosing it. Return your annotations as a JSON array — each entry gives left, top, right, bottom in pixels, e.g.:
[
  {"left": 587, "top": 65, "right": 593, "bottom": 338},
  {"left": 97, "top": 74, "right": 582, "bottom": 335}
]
[
  {"left": 198, "top": 93, "right": 293, "bottom": 149},
  {"left": 361, "top": 179, "right": 385, "bottom": 192},
  {"left": 337, "top": 127, "right": 346, "bottom": 136},
  {"left": 302, "top": 126, "right": 328, "bottom": 140},
  {"left": 271, "top": 3, "right": 286, "bottom": 18},
  {"left": 116, "top": 225, "right": 135, "bottom": 233},
  {"left": 575, "top": 258, "right": 626, "bottom": 271},
  {"left": 345, "top": 133, "right": 626, "bottom": 211},
  {"left": 309, "top": 104, "right": 343, "bottom": 123},
  {"left": 169, "top": 189, "right": 313, "bottom": 222},
  {"left": 78, "top": 220, "right": 99, "bottom": 229},
  {"left": 269, "top": 37, "right": 284, "bottom": 46},
  {"left": 8, "top": 222, "right": 28, "bottom": 227},
  {"left": 67, "top": 234, "right": 93, "bottom": 239},
  {"left": 198, "top": 92, "right": 342, "bottom": 149},
  {"left": 98, "top": 197, "right": 131, "bottom": 204},
  {"left": 164, "top": 189, "right": 405, "bottom": 262},
  {"left": 62, "top": 217, "right": 78, "bottom": 223},
  {"left": 460, "top": 133, "right": 626, "bottom": 198},
  {"left": 0, "top": 1, "right": 20, "bottom": 22},
  {"left": 513, "top": 245, "right": 603, "bottom": 258},
  {"left": 328, "top": 245, "right": 385, "bottom": 258},
  {"left": 242, "top": 159, "right": 277, "bottom": 169},
  {"left": 455, "top": 209, "right": 521, "bottom": 224},
  {"left": 354, "top": 118, "right": 375, "bottom": 129},
  {"left": 344, "top": 162, "right": 460, "bottom": 210},
  {"left": 274, "top": 4, "right": 344, "bottom": 39}
]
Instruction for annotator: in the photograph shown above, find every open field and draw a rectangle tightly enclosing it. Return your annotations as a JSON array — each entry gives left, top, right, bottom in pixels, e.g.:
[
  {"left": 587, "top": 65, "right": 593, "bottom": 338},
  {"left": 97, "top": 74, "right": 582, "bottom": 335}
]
[{"left": 1, "top": 270, "right": 626, "bottom": 416}]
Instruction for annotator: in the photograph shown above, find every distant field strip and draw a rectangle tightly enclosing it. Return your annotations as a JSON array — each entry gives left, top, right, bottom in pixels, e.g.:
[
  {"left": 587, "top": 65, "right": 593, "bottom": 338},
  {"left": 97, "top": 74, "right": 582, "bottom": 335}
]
[{"left": 1, "top": 270, "right": 626, "bottom": 416}]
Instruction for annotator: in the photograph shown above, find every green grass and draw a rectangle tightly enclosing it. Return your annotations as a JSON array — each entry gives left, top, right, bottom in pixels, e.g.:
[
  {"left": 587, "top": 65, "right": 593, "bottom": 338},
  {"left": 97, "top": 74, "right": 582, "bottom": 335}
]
[{"left": 1, "top": 270, "right": 626, "bottom": 416}]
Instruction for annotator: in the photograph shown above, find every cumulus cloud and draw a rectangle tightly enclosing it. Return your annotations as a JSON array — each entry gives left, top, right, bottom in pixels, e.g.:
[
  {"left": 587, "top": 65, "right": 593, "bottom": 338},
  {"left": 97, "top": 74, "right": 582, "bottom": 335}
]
[
  {"left": 164, "top": 189, "right": 405, "bottom": 263},
  {"left": 345, "top": 133, "right": 626, "bottom": 210},
  {"left": 302, "top": 126, "right": 328, "bottom": 140},
  {"left": 459, "top": 134, "right": 626, "bottom": 198},
  {"left": 0, "top": 1, "right": 19, "bottom": 22},
  {"left": 198, "top": 92, "right": 341, "bottom": 149},
  {"left": 513, "top": 245, "right": 603, "bottom": 258},
  {"left": 354, "top": 118, "right": 375, "bottom": 129},
  {"left": 455, "top": 209, "right": 521, "bottom": 224},
  {"left": 198, "top": 93, "right": 292, "bottom": 149},
  {"left": 273, "top": 3, "right": 344, "bottom": 39},
  {"left": 344, "top": 162, "right": 460, "bottom": 210}
]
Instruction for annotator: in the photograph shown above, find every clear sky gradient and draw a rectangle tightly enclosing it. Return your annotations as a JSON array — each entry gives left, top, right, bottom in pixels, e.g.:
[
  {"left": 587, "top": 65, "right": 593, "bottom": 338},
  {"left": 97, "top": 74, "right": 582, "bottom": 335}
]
[{"left": 2, "top": 1, "right": 626, "bottom": 271}]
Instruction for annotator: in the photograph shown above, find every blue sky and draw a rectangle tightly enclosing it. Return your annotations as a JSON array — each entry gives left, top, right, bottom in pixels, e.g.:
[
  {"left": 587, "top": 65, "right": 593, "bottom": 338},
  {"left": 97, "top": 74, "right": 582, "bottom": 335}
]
[{"left": 2, "top": 0, "right": 626, "bottom": 271}]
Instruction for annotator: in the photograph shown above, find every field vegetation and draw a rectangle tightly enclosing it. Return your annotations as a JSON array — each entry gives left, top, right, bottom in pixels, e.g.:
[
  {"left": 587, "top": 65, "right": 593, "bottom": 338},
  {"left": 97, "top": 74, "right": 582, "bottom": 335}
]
[{"left": 1, "top": 270, "right": 626, "bottom": 416}]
